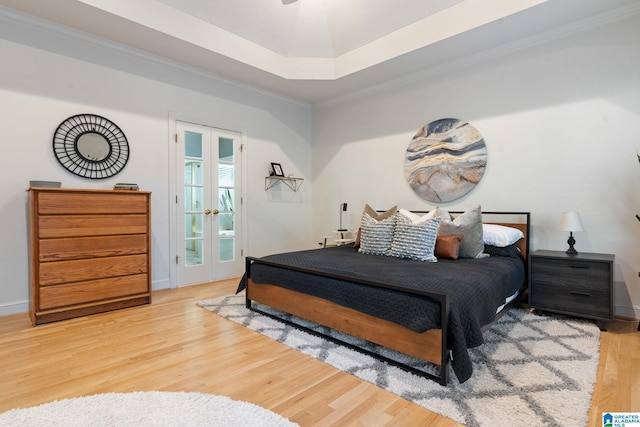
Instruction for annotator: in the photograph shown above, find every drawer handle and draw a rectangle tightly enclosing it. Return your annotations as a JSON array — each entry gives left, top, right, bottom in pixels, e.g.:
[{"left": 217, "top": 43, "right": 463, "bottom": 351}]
[
  {"left": 570, "top": 291, "right": 591, "bottom": 297},
  {"left": 568, "top": 265, "right": 590, "bottom": 269}
]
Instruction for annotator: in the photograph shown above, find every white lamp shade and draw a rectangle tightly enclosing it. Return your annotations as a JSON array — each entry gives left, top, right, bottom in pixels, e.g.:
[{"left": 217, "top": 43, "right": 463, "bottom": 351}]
[{"left": 558, "top": 211, "right": 584, "bottom": 232}]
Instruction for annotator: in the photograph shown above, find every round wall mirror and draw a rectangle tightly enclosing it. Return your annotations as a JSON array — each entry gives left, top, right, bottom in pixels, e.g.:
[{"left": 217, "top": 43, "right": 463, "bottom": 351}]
[
  {"left": 53, "top": 114, "right": 129, "bottom": 179},
  {"left": 76, "top": 132, "right": 111, "bottom": 161}
]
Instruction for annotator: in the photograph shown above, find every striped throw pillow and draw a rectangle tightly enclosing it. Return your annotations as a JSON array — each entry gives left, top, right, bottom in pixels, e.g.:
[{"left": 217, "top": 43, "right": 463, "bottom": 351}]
[
  {"left": 358, "top": 212, "right": 397, "bottom": 256},
  {"left": 389, "top": 213, "right": 440, "bottom": 262}
]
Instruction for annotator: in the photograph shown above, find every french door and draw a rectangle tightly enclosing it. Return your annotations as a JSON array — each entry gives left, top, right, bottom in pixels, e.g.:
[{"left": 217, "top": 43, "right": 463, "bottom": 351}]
[{"left": 176, "top": 121, "right": 243, "bottom": 285}]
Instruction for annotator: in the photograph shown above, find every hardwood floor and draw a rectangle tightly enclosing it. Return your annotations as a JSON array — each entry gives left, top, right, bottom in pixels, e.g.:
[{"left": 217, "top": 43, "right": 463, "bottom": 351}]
[{"left": 0, "top": 279, "right": 637, "bottom": 426}]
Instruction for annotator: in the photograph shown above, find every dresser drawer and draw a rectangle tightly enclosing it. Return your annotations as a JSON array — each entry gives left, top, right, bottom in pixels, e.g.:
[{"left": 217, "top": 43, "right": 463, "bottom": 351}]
[
  {"left": 530, "top": 257, "right": 610, "bottom": 287},
  {"left": 38, "top": 215, "right": 148, "bottom": 238},
  {"left": 39, "top": 235, "right": 148, "bottom": 262},
  {"left": 37, "top": 191, "right": 148, "bottom": 214},
  {"left": 39, "top": 254, "right": 148, "bottom": 286},
  {"left": 38, "top": 274, "right": 149, "bottom": 310},
  {"left": 530, "top": 280, "right": 610, "bottom": 318}
]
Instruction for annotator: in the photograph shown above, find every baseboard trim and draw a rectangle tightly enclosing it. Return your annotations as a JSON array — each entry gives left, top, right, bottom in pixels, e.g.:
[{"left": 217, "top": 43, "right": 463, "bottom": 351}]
[
  {"left": 0, "top": 279, "right": 172, "bottom": 318},
  {"left": 0, "top": 300, "right": 28, "bottom": 317},
  {"left": 615, "top": 304, "right": 640, "bottom": 321}
]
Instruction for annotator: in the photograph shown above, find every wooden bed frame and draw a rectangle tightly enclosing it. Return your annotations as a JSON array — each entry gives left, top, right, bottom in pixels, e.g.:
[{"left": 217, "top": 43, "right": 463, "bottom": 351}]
[{"left": 245, "top": 212, "right": 530, "bottom": 385}]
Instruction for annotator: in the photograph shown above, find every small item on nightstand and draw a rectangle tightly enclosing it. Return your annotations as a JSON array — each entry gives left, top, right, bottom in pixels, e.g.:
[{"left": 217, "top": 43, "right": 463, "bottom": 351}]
[{"left": 557, "top": 211, "right": 584, "bottom": 255}]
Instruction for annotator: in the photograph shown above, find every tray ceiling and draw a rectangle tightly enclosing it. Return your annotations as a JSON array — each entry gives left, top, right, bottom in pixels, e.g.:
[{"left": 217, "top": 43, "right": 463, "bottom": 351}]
[{"left": 0, "top": 0, "right": 637, "bottom": 104}]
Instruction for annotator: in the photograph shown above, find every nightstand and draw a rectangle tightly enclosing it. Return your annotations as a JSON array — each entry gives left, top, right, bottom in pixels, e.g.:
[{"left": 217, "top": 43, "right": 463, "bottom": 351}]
[
  {"left": 319, "top": 230, "right": 355, "bottom": 248},
  {"left": 528, "top": 250, "right": 614, "bottom": 328}
]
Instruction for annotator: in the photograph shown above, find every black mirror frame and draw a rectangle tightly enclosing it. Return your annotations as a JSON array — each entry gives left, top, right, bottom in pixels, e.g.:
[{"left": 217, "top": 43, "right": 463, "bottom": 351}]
[{"left": 52, "top": 114, "right": 129, "bottom": 179}]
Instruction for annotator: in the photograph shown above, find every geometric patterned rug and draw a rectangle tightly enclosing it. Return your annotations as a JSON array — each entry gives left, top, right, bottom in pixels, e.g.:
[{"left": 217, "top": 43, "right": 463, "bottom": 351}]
[{"left": 198, "top": 294, "right": 601, "bottom": 427}]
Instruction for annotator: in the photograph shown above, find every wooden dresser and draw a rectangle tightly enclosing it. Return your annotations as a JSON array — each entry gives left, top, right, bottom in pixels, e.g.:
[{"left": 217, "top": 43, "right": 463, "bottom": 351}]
[{"left": 28, "top": 188, "right": 151, "bottom": 325}]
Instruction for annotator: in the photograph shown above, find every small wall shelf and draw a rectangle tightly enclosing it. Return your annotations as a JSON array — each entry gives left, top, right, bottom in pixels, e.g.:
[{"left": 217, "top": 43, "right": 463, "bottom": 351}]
[{"left": 265, "top": 176, "right": 304, "bottom": 192}]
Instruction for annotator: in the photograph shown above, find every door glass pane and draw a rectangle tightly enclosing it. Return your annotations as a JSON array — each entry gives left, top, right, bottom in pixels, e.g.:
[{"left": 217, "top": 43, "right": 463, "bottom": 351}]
[
  {"left": 184, "top": 213, "right": 203, "bottom": 237},
  {"left": 219, "top": 137, "right": 234, "bottom": 162},
  {"left": 184, "top": 131, "right": 204, "bottom": 267},
  {"left": 218, "top": 164, "right": 234, "bottom": 187},
  {"left": 185, "top": 187, "right": 203, "bottom": 211},
  {"left": 185, "top": 160, "right": 203, "bottom": 185},
  {"left": 218, "top": 188, "right": 234, "bottom": 211},
  {"left": 185, "top": 131, "right": 203, "bottom": 157},
  {"left": 186, "top": 239, "right": 203, "bottom": 266},
  {"left": 218, "top": 136, "right": 235, "bottom": 264},
  {"left": 218, "top": 189, "right": 234, "bottom": 233},
  {"left": 218, "top": 213, "right": 234, "bottom": 235},
  {"left": 219, "top": 238, "right": 234, "bottom": 262}
]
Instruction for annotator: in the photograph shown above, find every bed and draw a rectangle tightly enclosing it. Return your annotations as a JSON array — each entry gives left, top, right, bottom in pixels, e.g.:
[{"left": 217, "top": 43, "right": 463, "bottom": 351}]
[{"left": 239, "top": 210, "right": 530, "bottom": 385}]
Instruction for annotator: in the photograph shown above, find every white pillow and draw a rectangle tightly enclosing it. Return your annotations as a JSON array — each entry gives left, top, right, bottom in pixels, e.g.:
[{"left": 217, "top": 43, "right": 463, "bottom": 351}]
[
  {"left": 397, "top": 208, "right": 437, "bottom": 224},
  {"left": 482, "top": 224, "right": 524, "bottom": 247}
]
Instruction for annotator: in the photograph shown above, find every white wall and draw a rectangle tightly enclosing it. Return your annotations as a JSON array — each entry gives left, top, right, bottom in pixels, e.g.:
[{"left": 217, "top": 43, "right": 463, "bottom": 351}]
[
  {"left": 0, "top": 29, "right": 313, "bottom": 315},
  {"left": 312, "top": 13, "right": 640, "bottom": 318},
  {"left": 1, "top": 8, "right": 638, "bottom": 321}
]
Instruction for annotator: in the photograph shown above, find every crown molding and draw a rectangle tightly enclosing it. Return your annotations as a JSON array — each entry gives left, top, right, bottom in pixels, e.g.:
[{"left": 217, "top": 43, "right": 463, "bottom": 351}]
[
  {"left": 0, "top": 5, "right": 311, "bottom": 108},
  {"left": 314, "top": 2, "right": 640, "bottom": 109}
]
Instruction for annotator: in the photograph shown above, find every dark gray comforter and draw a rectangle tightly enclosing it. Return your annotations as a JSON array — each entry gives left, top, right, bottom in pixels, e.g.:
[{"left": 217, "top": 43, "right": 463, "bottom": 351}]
[{"left": 237, "top": 244, "right": 524, "bottom": 383}]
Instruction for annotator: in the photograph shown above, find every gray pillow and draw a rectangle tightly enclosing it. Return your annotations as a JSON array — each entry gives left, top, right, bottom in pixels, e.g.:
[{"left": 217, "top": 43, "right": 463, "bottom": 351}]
[
  {"left": 437, "top": 205, "right": 486, "bottom": 258},
  {"left": 390, "top": 213, "right": 440, "bottom": 262}
]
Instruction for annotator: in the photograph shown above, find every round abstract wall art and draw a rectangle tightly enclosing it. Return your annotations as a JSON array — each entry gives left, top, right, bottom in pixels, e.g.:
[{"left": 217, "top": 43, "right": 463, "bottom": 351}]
[{"left": 405, "top": 118, "right": 487, "bottom": 203}]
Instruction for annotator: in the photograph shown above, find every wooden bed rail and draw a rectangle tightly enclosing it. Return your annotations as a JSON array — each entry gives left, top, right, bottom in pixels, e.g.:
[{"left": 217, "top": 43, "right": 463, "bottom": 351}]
[{"left": 245, "top": 256, "right": 451, "bottom": 385}]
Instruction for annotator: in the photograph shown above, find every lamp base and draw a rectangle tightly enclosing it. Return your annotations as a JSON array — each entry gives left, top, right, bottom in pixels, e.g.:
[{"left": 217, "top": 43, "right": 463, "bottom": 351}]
[{"left": 566, "top": 232, "right": 578, "bottom": 256}]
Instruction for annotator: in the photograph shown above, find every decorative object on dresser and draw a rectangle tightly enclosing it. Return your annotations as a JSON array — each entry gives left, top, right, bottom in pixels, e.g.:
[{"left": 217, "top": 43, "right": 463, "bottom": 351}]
[
  {"left": 404, "top": 118, "right": 487, "bottom": 203},
  {"left": 528, "top": 250, "right": 614, "bottom": 329},
  {"left": 28, "top": 187, "right": 152, "bottom": 325},
  {"left": 557, "top": 211, "right": 584, "bottom": 255},
  {"left": 29, "top": 181, "right": 61, "bottom": 188},
  {"left": 52, "top": 114, "right": 129, "bottom": 179},
  {"left": 113, "top": 182, "right": 139, "bottom": 191}
]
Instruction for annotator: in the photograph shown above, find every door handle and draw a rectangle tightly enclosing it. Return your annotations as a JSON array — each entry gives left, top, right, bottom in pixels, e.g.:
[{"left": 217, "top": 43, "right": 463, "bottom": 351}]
[
  {"left": 213, "top": 209, "right": 219, "bottom": 215},
  {"left": 204, "top": 209, "right": 211, "bottom": 215}
]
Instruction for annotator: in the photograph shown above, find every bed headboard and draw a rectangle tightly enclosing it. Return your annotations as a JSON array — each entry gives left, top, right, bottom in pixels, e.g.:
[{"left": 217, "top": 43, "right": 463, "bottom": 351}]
[
  {"left": 460, "top": 211, "right": 531, "bottom": 260},
  {"left": 377, "top": 210, "right": 531, "bottom": 260}
]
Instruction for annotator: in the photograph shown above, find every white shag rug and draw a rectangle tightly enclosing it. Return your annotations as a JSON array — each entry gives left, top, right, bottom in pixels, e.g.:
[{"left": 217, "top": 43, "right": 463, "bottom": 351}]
[
  {"left": 0, "top": 391, "right": 298, "bottom": 427},
  {"left": 199, "top": 294, "right": 601, "bottom": 427}
]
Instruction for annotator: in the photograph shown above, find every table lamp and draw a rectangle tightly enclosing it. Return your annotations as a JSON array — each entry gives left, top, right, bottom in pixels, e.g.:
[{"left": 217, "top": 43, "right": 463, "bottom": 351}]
[
  {"left": 338, "top": 202, "right": 348, "bottom": 231},
  {"left": 558, "top": 211, "right": 584, "bottom": 255}
]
